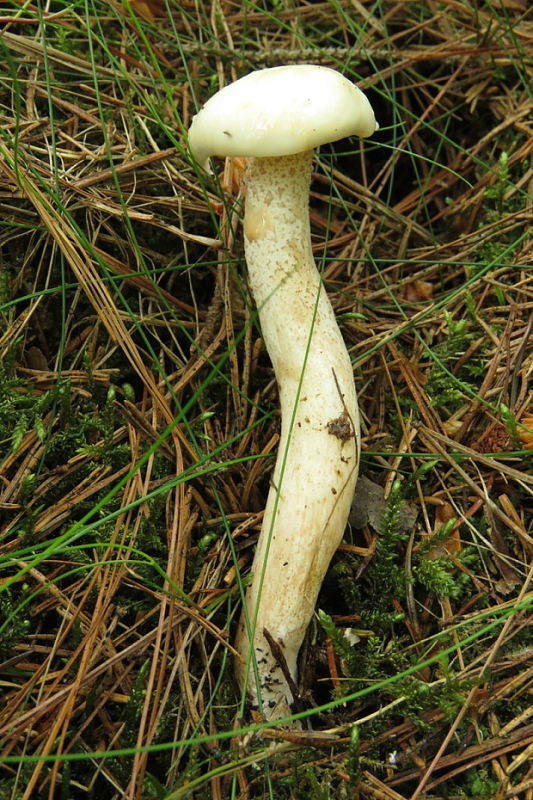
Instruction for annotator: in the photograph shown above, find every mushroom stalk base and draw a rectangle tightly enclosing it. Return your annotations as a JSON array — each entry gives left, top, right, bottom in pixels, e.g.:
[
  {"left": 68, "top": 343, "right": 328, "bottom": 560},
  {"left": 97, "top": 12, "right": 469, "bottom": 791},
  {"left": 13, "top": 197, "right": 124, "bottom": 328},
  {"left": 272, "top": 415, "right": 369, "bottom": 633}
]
[{"left": 235, "top": 152, "right": 360, "bottom": 722}]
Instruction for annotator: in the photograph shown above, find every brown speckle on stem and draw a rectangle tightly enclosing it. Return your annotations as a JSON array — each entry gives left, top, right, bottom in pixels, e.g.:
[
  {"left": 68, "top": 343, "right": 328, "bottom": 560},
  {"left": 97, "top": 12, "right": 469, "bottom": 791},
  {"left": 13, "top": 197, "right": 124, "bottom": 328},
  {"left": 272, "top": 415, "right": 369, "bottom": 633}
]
[{"left": 327, "top": 410, "right": 353, "bottom": 442}]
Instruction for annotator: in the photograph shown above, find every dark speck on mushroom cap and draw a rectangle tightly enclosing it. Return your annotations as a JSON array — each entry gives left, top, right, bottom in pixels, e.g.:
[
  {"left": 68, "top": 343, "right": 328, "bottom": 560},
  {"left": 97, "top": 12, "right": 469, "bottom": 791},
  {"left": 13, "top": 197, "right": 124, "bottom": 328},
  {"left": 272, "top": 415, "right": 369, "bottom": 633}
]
[{"left": 188, "top": 64, "right": 377, "bottom": 170}]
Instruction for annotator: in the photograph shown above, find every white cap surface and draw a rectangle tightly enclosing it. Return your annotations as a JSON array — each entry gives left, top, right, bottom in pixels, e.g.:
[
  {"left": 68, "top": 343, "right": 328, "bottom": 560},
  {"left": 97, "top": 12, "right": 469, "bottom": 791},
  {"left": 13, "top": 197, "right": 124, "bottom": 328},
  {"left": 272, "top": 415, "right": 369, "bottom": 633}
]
[{"left": 188, "top": 65, "right": 377, "bottom": 169}]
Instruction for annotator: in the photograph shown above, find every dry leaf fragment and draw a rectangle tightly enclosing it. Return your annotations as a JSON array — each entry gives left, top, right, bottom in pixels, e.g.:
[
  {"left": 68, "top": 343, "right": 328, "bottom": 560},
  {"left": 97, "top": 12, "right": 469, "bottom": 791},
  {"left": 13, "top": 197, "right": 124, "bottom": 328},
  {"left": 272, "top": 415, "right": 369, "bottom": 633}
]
[
  {"left": 25, "top": 346, "right": 49, "bottom": 371},
  {"left": 518, "top": 413, "right": 533, "bottom": 449},
  {"left": 485, "top": 0, "right": 527, "bottom": 9},
  {"left": 426, "top": 501, "right": 462, "bottom": 559},
  {"left": 442, "top": 417, "right": 463, "bottom": 437},
  {"left": 221, "top": 156, "right": 247, "bottom": 196},
  {"left": 125, "top": 0, "right": 165, "bottom": 22},
  {"left": 349, "top": 475, "right": 418, "bottom": 533},
  {"left": 404, "top": 280, "right": 433, "bottom": 302}
]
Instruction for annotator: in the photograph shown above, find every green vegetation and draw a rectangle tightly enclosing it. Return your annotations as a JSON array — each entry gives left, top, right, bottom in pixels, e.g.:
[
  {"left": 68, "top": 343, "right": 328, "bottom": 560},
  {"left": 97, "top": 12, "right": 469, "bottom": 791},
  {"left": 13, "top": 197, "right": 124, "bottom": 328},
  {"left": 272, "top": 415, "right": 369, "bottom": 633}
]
[{"left": 0, "top": 0, "right": 531, "bottom": 798}]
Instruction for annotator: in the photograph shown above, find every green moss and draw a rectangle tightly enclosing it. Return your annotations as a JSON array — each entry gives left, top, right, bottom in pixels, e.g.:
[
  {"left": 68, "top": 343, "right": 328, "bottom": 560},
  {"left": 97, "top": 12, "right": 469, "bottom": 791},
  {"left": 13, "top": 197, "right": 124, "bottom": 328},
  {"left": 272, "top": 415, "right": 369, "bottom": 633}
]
[
  {"left": 446, "top": 766, "right": 500, "bottom": 798},
  {"left": 413, "top": 555, "right": 462, "bottom": 599},
  {"left": 424, "top": 312, "right": 477, "bottom": 413},
  {"left": 364, "top": 480, "right": 409, "bottom": 617},
  {"left": 0, "top": 588, "right": 31, "bottom": 659}
]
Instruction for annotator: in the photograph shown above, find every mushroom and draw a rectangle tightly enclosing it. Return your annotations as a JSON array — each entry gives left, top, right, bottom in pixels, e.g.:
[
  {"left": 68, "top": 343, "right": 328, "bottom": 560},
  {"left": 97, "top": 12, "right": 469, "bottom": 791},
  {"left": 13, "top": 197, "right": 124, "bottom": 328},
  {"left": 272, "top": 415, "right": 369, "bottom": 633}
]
[{"left": 188, "top": 65, "right": 377, "bottom": 722}]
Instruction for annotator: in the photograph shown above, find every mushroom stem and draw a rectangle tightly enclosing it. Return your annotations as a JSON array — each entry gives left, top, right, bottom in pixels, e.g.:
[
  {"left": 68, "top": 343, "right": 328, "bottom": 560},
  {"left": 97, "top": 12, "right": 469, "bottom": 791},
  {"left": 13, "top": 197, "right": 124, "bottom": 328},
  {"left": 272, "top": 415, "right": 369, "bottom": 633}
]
[{"left": 235, "top": 151, "right": 360, "bottom": 721}]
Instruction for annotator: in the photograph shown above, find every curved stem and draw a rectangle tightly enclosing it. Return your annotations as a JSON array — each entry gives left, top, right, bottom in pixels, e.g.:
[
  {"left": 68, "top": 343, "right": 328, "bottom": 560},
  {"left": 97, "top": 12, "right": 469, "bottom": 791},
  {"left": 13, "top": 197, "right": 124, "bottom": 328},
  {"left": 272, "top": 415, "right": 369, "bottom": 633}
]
[{"left": 235, "top": 151, "right": 360, "bottom": 722}]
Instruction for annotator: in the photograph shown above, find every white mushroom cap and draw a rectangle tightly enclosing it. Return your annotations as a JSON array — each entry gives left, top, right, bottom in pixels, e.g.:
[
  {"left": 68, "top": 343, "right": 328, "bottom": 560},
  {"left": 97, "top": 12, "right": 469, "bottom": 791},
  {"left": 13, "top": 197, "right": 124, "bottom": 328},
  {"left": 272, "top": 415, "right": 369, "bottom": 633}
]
[{"left": 188, "top": 64, "right": 377, "bottom": 169}]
